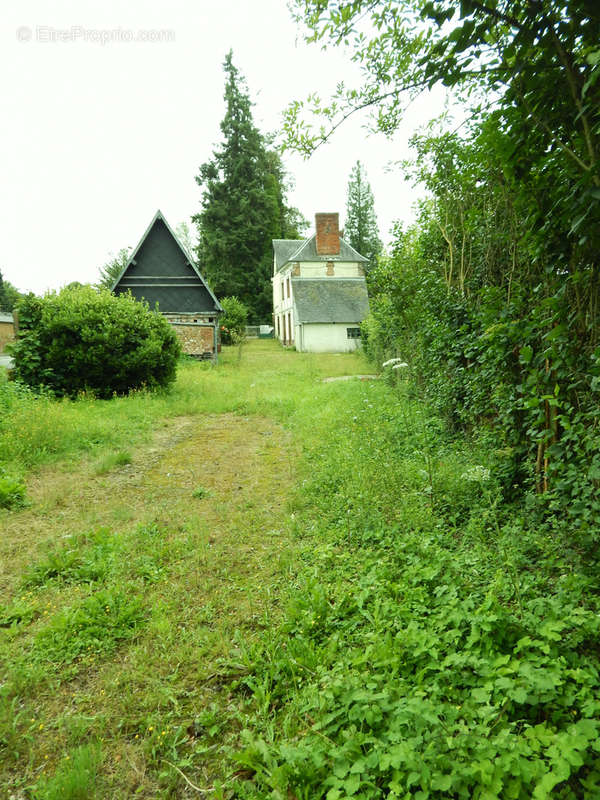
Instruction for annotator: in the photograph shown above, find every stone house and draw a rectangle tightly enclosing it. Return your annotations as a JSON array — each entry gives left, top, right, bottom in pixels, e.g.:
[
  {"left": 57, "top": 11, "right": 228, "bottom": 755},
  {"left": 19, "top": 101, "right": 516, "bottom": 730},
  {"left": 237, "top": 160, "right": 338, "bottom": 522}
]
[
  {"left": 272, "top": 213, "right": 369, "bottom": 352},
  {"left": 112, "top": 210, "right": 222, "bottom": 358}
]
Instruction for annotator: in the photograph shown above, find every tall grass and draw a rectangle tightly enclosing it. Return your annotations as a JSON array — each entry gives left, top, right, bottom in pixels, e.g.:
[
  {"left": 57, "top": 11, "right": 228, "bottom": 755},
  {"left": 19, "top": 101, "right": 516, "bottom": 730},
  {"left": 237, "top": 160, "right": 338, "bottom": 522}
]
[{"left": 0, "top": 344, "right": 368, "bottom": 474}]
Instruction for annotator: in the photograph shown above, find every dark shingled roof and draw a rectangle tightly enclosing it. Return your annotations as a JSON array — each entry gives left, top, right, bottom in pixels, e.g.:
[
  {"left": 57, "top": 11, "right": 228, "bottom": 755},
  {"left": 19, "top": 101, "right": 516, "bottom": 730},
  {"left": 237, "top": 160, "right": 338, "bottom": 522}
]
[
  {"left": 273, "top": 239, "right": 304, "bottom": 271},
  {"left": 112, "top": 210, "right": 222, "bottom": 314},
  {"left": 273, "top": 235, "right": 368, "bottom": 273},
  {"left": 292, "top": 278, "right": 370, "bottom": 324}
]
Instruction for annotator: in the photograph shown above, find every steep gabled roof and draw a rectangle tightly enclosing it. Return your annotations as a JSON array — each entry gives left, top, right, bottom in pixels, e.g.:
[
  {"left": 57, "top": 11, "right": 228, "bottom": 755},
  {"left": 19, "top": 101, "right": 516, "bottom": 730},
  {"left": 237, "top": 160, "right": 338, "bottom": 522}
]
[
  {"left": 292, "top": 278, "right": 370, "bottom": 324},
  {"left": 112, "top": 210, "right": 222, "bottom": 314},
  {"left": 273, "top": 234, "right": 368, "bottom": 274}
]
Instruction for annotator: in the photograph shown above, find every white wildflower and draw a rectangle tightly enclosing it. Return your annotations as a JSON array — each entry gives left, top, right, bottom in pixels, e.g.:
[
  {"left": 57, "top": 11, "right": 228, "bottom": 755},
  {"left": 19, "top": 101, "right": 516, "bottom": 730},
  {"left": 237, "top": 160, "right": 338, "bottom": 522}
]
[
  {"left": 382, "top": 357, "right": 406, "bottom": 368},
  {"left": 392, "top": 362, "right": 409, "bottom": 370},
  {"left": 461, "top": 465, "right": 491, "bottom": 482}
]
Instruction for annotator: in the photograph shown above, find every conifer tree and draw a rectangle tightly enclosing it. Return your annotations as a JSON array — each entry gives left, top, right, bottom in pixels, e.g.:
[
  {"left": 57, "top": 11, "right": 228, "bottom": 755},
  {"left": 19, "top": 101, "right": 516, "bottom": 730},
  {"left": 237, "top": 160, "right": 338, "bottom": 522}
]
[
  {"left": 344, "top": 161, "right": 382, "bottom": 271},
  {"left": 193, "top": 51, "right": 304, "bottom": 323}
]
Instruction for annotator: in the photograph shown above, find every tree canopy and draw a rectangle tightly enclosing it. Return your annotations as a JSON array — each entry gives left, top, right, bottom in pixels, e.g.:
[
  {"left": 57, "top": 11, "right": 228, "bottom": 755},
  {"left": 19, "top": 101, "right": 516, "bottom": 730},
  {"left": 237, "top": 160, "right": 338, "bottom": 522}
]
[
  {"left": 194, "top": 51, "right": 306, "bottom": 323},
  {"left": 0, "top": 270, "right": 22, "bottom": 312},
  {"left": 97, "top": 248, "right": 131, "bottom": 290},
  {"left": 344, "top": 160, "right": 382, "bottom": 270}
]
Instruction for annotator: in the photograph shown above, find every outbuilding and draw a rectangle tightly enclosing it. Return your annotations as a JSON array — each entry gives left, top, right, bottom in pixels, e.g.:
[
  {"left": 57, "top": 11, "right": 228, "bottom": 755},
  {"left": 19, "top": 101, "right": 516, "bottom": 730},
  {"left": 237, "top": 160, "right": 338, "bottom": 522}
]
[{"left": 112, "top": 210, "right": 222, "bottom": 358}]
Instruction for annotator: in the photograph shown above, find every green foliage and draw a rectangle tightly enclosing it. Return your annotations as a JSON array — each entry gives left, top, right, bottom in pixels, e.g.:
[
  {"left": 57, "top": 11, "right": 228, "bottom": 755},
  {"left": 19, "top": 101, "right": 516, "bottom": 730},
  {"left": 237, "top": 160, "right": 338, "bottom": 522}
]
[
  {"left": 33, "top": 743, "right": 102, "bottom": 800},
  {"left": 193, "top": 51, "right": 305, "bottom": 323},
  {"left": 344, "top": 160, "right": 382, "bottom": 270},
  {"left": 93, "top": 450, "right": 132, "bottom": 475},
  {"left": 219, "top": 295, "right": 249, "bottom": 345},
  {"left": 96, "top": 247, "right": 131, "bottom": 290},
  {"left": 226, "top": 383, "right": 600, "bottom": 799},
  {"left": 286, "top": 2, "right": 600, "bottom": 531},
  {"left": 33, "top": 587, "right": 145, "bottom": 666},
  {"left": 10, "top": 285, "right": 181, "bottom": 398},
  {"left": 192, "top": 485, "right": 213, "bottom": 499},
  {"left": 22, "top": 529, "right": 118, "bottom": 588},
  {"left": 0, "top": 268, "right": 22, "bottom": 312},
  {"left": 0, "top": 465, "right": 27, "bottom": 509}
]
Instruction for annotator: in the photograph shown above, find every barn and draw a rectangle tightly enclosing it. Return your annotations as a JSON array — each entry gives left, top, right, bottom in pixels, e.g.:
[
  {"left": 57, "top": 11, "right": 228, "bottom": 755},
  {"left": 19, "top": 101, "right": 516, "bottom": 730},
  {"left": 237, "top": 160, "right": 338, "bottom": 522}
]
[{"left": 112, "top": 210, "right": 222, "bottom": 358}]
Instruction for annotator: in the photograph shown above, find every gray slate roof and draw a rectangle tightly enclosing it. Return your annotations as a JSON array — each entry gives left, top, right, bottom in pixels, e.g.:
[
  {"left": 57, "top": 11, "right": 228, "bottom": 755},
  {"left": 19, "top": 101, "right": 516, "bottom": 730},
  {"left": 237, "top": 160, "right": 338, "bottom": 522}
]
[
  {"left": 273, "top": 234, "right": 368, "bottom": 273},
  {"left": 292, "top": 278, "right": 370, "bottom": 324},
  {"left": 273, "top": 239, "right": 304, "bottom": 271}
]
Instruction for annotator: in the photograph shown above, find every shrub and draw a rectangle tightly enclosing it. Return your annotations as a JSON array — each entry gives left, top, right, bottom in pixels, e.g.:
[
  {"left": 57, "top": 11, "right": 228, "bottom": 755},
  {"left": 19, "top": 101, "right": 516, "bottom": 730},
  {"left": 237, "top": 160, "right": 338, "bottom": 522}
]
[
  {"left": 219, "top": 296, "right": 248, "bottom": 345},
  {"left": 10, "top": 287, "right": 181, "bottom": 398}
]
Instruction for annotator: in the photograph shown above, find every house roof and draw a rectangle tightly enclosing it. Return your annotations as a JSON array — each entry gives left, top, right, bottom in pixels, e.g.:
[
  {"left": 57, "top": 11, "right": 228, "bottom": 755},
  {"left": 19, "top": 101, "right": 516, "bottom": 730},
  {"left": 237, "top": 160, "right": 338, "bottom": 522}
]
[
  {"left": 273, "top": 234, "right": 368, "bottom": 273},
  {"left": 292, "top": 278, "right": 370, "bottom": 324},
  {"left": 111, "top": 210, "right": 223, "bottom": 313},
  {"left": 273, "top": 239, "right": 304, "bottom": 271},
  {"left": 0, "top": 312, "right": 14, "bottom": 323}
]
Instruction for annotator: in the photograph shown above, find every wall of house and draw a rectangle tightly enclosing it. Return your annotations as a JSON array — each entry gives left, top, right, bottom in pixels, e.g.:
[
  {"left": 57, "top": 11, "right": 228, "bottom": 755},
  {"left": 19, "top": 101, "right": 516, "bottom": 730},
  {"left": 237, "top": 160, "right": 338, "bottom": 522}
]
[
  {"left": 296, "top": 322, "right": 363, "bottom": 353},
  {"left": 272, "top": 267, "right": 294, "bottom": 344},
  {"left": 297, "top": 261, "right": 364, "bottom": 278},
  {"left": 0, "top": 318, "right": 15, "bottom": 353},
  {"left": 169, "top": 322, "right": 216, "bottom": 357},
  {"left": 273, "top": 259, "right": 365, "bottom": 346}
]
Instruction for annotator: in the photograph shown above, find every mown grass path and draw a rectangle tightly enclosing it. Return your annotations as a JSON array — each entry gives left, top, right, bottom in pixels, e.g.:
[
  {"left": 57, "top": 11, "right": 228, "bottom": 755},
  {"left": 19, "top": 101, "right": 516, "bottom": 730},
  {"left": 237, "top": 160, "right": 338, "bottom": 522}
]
[{"left": 0, "top": 341, "right": 370, "bottom": 798}]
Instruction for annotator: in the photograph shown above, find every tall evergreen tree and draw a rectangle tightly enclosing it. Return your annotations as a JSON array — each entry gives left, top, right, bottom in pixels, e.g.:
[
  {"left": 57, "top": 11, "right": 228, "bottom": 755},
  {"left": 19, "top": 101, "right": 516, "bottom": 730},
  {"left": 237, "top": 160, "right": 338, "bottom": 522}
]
[
  {"left": 344, "top": 161, "right": 382, "bottom": 271},
  {"left": 193, "top": 51, "right": 304, "bottom": 322}
]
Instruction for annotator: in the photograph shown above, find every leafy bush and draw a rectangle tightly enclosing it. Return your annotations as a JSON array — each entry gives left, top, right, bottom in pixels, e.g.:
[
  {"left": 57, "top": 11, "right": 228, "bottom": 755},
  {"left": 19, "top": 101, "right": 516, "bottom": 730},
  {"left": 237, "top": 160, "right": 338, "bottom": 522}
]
[
  {"left": 219, "top": 295, "right": 248, "bottom": 345},
  {"left": 10, "top": 286, "right": 181, "bottom": 398}
]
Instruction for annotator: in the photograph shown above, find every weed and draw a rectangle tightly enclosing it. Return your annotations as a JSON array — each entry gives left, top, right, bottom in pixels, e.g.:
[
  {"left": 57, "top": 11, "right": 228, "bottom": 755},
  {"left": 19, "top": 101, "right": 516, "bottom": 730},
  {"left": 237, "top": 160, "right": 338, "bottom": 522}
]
[
  {"left": 93, "top": 451, "right": 132, "bottom": 475},
  {"left": 0, "top": 466, "right": 27, "bottom": 509},
  {"left": 192, "top": 485, "right": 213, "bottom": 499},
  {"left": 22, "top": 529, "right": 118, "bottom": 587},
  {"left": 33, "top": 743, "right": 102, "bottom": 800},
  {"left": 33, "top": 588, "right": 145, "bottom": 666}
]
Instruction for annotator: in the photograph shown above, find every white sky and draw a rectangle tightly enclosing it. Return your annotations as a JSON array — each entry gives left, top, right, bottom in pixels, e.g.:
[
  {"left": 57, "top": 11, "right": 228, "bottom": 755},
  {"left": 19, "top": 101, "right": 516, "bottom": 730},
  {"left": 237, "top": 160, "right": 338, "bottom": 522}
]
[{"left": 1, "top": 0, "right": 450, "bottom": 295}]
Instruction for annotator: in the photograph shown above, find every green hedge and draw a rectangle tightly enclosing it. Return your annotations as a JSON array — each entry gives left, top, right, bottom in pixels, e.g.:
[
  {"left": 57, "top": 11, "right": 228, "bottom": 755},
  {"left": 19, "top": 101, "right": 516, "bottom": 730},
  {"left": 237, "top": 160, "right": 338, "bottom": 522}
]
[{"left": 10, "top": 286, "right": 181, "bottom": 398}]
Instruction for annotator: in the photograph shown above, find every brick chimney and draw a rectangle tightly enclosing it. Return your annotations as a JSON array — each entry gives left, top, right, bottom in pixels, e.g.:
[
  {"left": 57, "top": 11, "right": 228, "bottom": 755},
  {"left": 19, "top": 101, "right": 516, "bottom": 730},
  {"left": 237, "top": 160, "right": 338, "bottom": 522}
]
[{"left": 315, "top": 213, "right": 340, "bottom": 256}]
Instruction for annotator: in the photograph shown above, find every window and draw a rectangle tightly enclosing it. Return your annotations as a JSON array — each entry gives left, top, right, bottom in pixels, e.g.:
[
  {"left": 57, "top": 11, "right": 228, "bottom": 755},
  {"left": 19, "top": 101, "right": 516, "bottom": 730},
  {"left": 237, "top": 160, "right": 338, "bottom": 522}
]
[
  {"left": 276, "top": 316, "right": 280, "bottom": 337},
  {"left": 281, "top": 281, "right": 284, "bottom": 301},
  {"left": 286, "top": 277, "right": 290, "bottom": 298},
  {"left": 347, "top": 327, "right": 361, "bottom": 339}
]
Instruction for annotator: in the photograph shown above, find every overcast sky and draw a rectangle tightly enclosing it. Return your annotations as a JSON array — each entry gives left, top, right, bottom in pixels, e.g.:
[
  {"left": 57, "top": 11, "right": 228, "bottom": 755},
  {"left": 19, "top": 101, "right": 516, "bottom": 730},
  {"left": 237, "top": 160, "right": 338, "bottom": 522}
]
[{"left": 1, "top": 0, "right": 450, "bottom": 295}]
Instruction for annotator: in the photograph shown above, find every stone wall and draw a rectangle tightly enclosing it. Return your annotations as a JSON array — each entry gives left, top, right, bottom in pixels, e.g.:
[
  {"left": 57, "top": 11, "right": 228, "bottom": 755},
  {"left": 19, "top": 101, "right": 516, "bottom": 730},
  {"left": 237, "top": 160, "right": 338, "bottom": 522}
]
[
  {"left": 170, "top": 323, "right": 215, "bottom": 357},
  {"left": 0, "top": 319, "right": 14, "bottom": 353}
]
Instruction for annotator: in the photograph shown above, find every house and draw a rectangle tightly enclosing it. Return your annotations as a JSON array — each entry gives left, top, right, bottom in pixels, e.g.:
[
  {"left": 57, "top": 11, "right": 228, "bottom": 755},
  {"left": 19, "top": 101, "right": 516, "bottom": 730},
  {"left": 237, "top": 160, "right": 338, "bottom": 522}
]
[
  {"left": 0, "top": 312, "right": 15, "bottom": 353},
  {"left": 272, "top": 213, "right": 369, "bottom": 352},
  {"left": 112, "top": 210, "right": 222, "bottom": 358}
]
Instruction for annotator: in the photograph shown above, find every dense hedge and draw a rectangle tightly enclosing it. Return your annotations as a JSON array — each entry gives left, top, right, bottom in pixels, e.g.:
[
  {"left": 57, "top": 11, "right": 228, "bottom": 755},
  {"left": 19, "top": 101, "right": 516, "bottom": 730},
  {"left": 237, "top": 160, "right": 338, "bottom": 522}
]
[{"left": 10, "top": 287, "right": 181, "bottom": 398}]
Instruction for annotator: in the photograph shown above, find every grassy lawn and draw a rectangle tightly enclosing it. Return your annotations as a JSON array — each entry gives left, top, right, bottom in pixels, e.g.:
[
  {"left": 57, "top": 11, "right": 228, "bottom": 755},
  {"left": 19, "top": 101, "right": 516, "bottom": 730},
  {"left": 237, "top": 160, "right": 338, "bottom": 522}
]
[
  {"left": 2, "top": 340, "right": 600, "bottom": 799},
  {"left": 0, "top": 341, "right": 371, "bottom": 797}
]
